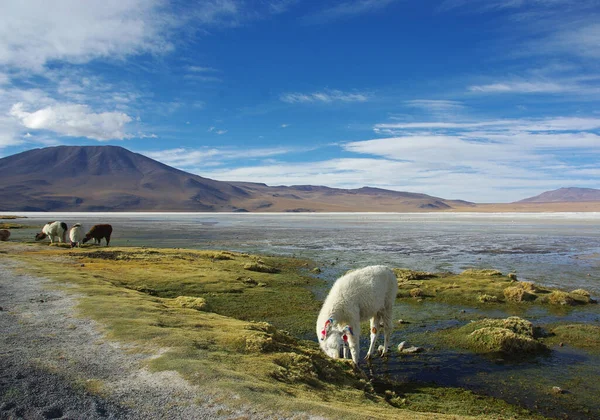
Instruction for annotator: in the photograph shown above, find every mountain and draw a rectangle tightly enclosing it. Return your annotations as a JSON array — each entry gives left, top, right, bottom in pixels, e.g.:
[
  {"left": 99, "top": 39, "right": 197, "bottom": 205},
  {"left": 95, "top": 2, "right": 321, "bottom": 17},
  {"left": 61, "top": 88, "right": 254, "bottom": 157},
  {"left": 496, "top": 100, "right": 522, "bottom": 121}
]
[
  {"left": 0, "top": 145, "right": 471, "bottom": 212},
  {"left": 517, "top": 187, "right": 600, "bottom": 203}
]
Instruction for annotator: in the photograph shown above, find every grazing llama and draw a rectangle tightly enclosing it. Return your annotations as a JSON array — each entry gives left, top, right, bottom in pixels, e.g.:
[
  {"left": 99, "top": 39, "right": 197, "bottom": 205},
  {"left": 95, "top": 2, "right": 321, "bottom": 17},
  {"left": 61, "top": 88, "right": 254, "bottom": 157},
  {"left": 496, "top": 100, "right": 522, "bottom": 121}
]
[
  {"left": 316, "top": 265, "right": 398, "bottom": 366},
  {"left": 35, "top": 221, "right": 68, "bottom": 244},
  {"left": 69, "top": 223, "right": 84, "bottom": 247},
  {"left": 82, "top": 224, "right": 113, "bottom": 246}
]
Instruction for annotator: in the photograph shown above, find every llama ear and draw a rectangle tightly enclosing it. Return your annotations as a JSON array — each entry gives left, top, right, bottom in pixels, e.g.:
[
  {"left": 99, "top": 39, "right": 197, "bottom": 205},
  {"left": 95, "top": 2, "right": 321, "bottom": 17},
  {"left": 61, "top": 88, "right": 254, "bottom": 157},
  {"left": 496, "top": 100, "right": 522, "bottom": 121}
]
[{"left": 320, "top": 318, "right": 334, "bottom": 341}]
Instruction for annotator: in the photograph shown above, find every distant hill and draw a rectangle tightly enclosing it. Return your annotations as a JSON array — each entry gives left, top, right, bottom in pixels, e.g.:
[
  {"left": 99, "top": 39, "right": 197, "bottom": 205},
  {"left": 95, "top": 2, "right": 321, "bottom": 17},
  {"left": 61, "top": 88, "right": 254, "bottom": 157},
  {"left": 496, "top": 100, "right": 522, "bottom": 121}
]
[
  {"left": 517, "top": 187, "right": 600, "bottom": 203},
  {"left": 0, "top": 145, "right": 471, "bottom": 212}
]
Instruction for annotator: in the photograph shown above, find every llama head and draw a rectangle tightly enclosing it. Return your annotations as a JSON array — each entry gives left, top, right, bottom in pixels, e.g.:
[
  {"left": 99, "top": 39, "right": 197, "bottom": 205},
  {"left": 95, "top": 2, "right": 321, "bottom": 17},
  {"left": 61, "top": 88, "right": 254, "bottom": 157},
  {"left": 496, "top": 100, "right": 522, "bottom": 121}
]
[
  {"left": 318, "top": 318, "right": 350, "bottom": 359},
  {"left": 82, "top": 234, "right": 92, "bottom": 244},
  {"left": 35, "top": 232, "right": 47, "bottom": 241}
]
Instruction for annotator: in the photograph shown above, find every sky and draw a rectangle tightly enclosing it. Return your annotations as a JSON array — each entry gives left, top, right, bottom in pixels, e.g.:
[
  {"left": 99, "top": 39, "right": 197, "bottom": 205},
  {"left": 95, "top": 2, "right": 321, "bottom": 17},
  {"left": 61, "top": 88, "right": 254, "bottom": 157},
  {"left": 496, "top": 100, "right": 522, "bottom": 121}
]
[{"left": 1, "top": 0, "right": 600, "bottom": 203}]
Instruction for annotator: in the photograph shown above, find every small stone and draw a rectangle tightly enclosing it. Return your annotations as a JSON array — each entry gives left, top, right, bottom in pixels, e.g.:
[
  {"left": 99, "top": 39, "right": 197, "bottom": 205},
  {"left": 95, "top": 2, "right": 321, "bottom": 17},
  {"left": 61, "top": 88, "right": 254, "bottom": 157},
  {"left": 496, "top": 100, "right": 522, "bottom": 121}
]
[
  {"left": 81, "top": 264, "right": 85, "bottom": 267},
  {"left": 402, "top": 346, "right": 424, "bottom": 354},
  {"left": 552, "top": 386, "right": 564, "bottom": 394},
  {"left": 397, "top": 341, "right": 406, "bottom": 352},
  {"left": 559, "top": 342, "right": 564, "bottom": 347}
]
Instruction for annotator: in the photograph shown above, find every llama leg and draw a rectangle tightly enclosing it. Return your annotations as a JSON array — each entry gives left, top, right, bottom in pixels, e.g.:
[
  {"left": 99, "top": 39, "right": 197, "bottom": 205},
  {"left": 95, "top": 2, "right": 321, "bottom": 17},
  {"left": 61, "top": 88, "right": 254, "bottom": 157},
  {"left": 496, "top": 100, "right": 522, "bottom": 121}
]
[
  {"left": 365, "top": 316, "right": 381, "bottom": 359},
  {"left": 106, "top": 235, "right": 111, "bottom": 246},
  {"left": 346, "top": 323, "right": 361, "bottom": 365},
  {"left": 381, "top": 309, "right": 394, "bottom": 357}
]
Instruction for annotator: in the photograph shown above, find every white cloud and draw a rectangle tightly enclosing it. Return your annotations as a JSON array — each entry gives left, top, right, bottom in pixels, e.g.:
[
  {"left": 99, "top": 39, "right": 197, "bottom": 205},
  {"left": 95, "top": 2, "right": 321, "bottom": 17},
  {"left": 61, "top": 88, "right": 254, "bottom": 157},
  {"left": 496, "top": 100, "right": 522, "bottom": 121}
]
[
  {"left": 10, "top": 102, "right": 132, "bottom": 141},
  {"left": 281, "top": 89, "right": 369, "bottom": 104},
  {"left": 468, "top": 81, "right": 570, "bottom": 94},
  {"left": 0, "top": 0, "right": 294, "bottom": 72},
  {"left": 138, "top": 111, "right": 600, "bottom": 203},
  {"left": 374, "top": 117, "right": 600, "bottom": 133},
  {"left": 404, "top": 100, "right": 466, "bottom": 118},
  {"left": 142, "top": 145, "right": 315, "bottom": 169},
  {"left": 0, "top": 0, "right": 173, "bottom": 71},
  {"left": 534, "top": 22, "right": 600, "bottom": 59}
]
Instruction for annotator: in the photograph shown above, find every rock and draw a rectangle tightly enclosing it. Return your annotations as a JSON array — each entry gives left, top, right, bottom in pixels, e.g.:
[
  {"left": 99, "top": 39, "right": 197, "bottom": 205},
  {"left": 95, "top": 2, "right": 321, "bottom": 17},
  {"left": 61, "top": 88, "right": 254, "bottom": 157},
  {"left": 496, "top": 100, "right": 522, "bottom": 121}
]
[
  {"left": 552, "top": 386, "right": 565, "bottom": 394},
  {"left": 402, "top": 346, "right": 424, "bottom": 354},
  {"left": 397, "top": 341, "right": 424, "bottom": 353},
  {"left": 397, "top": 319, "right": 411, "bottom": 324}
]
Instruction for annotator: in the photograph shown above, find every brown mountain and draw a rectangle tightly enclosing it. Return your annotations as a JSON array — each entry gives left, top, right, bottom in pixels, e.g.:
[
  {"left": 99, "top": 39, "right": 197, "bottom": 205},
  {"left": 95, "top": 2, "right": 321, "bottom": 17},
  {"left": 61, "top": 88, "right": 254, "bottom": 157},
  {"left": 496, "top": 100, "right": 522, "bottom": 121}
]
[
  {"left": 0, "top": 145, "right": 471, "bottom": 212},
  {"left": 517, "top": 187, "right": 600, "bottom": 203}
]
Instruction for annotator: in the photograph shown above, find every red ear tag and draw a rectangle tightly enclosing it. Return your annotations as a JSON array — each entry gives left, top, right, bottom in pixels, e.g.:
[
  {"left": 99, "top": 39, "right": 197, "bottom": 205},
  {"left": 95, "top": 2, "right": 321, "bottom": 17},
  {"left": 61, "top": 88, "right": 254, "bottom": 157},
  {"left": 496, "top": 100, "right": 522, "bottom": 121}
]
[
  {"left": 342, "top": 334, "right": 348, "bottom": 342},
  {"left": 320, "top": 330, "right": 326, "bottom": 340}
]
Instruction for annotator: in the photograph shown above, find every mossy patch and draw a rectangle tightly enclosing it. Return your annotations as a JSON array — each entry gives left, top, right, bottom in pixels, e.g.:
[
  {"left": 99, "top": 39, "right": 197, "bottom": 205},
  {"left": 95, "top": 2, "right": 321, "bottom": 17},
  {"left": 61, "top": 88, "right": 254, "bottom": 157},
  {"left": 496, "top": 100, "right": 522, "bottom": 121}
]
[
  {"left": 437, "top": 317, "right": 548, "bottom": 355},
  {"left": 537, "top": 290, "right": 595, "bottom": 306},
  {"left": 394, "top": 268, "right": 595, "bottom": 307},
  {"left": 243, "top": 262, "right": 279, "bottom": 273},
  {"left": 1, "top": 243, "right": 550, "bottom": 419},
  {"left": 478, "top": 294, "right": 499, "bottom": 303},
  {"left": 393, "top": 268, "right": 438, "bottom": 281},
  {"left": 0, "top": 222, "right": 30, "bottom": 229},
  {"left": 172, "top": 296, "right": 209, "bottom": 311},
  {"left": 544, "top": 324, "right": 600, "bottom": 353},
  {"left": 503, "top": 286, "right": 536, "bottom": 302},
  {"left": 461, "top": 269, "right": 503, "bottom": 277}
]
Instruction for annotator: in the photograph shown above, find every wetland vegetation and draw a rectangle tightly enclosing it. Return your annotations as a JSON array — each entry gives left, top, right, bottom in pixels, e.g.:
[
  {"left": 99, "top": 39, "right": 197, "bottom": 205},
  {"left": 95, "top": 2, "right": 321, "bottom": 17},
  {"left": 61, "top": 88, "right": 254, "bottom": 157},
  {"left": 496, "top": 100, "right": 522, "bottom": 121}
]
[{"left": 1, "top": 219, "right": 599, "bottom": 419}]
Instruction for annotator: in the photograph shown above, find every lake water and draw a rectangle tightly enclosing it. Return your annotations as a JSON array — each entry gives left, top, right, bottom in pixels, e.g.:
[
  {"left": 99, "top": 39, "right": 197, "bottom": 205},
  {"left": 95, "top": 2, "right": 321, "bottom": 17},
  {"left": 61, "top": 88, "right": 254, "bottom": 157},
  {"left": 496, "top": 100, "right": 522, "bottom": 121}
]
[
  {"left": 13, "top": 212, "right": 600, "bottom": 294},
  {"left": 10, "top": 211, "right": 600, "bottom": 418}
]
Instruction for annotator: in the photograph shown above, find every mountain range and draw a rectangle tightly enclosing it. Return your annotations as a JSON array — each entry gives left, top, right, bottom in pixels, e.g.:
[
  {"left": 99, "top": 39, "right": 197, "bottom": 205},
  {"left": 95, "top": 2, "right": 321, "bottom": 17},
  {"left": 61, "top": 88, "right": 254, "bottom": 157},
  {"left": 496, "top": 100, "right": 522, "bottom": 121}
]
[{"left": 0, "top": 146, "right": 598, "bottom": 212}]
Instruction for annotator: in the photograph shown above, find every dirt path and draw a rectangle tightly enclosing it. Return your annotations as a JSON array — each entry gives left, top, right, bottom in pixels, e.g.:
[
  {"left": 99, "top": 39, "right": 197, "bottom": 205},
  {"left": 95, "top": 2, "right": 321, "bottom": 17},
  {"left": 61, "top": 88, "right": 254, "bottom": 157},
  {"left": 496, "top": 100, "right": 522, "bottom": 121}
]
[{"left": 0, "top": 257, "right": 268, "bottom": 420}]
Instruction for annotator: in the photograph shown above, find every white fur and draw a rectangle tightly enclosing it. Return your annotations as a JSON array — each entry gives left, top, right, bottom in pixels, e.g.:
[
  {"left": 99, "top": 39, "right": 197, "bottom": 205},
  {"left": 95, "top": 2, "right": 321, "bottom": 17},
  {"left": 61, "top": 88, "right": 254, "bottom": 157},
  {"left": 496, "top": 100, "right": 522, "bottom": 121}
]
[
  {"left": 69, "top": 223, "right": 84, "bottom": 247},
  {"left": 38, "top": 221, "right": 67, "bottom": 244},
  {"left": 316, "top": 265, "right": 398, "bottom": 365}
]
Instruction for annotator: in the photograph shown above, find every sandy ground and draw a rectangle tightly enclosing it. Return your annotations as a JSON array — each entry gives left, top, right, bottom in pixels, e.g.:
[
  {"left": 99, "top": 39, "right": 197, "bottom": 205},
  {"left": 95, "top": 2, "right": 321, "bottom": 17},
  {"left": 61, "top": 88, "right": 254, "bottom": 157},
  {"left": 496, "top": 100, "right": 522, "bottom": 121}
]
[{"left": 0, "top": 256, "right": 283, "bottom": 420}]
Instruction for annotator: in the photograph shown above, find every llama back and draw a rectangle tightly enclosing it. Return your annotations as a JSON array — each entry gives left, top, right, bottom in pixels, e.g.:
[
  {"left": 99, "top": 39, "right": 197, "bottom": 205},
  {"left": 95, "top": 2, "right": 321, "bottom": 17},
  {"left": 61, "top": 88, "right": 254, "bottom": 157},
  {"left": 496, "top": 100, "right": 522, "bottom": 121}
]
[{"left": 322, "top": 265, "right": 397, "bottom": 324}]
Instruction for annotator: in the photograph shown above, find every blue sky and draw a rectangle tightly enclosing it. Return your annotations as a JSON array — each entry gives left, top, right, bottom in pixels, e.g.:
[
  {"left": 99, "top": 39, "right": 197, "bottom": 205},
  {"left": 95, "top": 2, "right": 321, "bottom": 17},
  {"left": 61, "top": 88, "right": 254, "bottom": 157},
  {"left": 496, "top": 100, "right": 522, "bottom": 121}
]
[{"left": 1, "top": 0, "right": 599, "bottom": 203}]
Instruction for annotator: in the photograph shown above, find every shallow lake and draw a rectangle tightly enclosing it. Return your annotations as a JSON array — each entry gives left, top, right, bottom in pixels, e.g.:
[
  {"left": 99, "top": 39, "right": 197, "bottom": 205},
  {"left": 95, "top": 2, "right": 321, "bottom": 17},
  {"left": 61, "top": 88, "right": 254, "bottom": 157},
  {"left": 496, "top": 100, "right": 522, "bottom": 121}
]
[
  {"left": 13, "top": 212, "right": 600, "bottom": 294},
  {"left": 10, "top": 212, "right": 600, "bottom": 418}
]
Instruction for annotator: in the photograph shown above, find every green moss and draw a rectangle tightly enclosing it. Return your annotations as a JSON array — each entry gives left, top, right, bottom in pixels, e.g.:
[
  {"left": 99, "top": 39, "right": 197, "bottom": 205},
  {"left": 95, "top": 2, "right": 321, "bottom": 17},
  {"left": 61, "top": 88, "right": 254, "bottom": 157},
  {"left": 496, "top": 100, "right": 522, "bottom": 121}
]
[
  {"left": 544, "top": 324, "right": 600, "bottom": 353},
  {"left": 461, "top": 269, "right": 503, "bottom": 276},
  {"left": 478, "top": 294, "right": 499, "bottom": 303},
  {"left": 503, "top": 286, "right": 536, "bottom": 302},
  {"left": 437, "top": 317, "right": 548, "bottom": 355},
  {"left": 172, "top": 296, "right": 209, "bottom": 311},
  {"left": 0, "top": 222, "right": 29, "bottom": 229},
  {"left": 393, "top": 268, "right": 438, "bottom": 281},
  {"left": 2, "top": 243, "right": 549, "bottom": 419},
  {"left": 243, "top": 262, "right": 279, "bottom": 273},
  {"left": 544, "top": 291, "right": 576, "bottom": 306}
]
